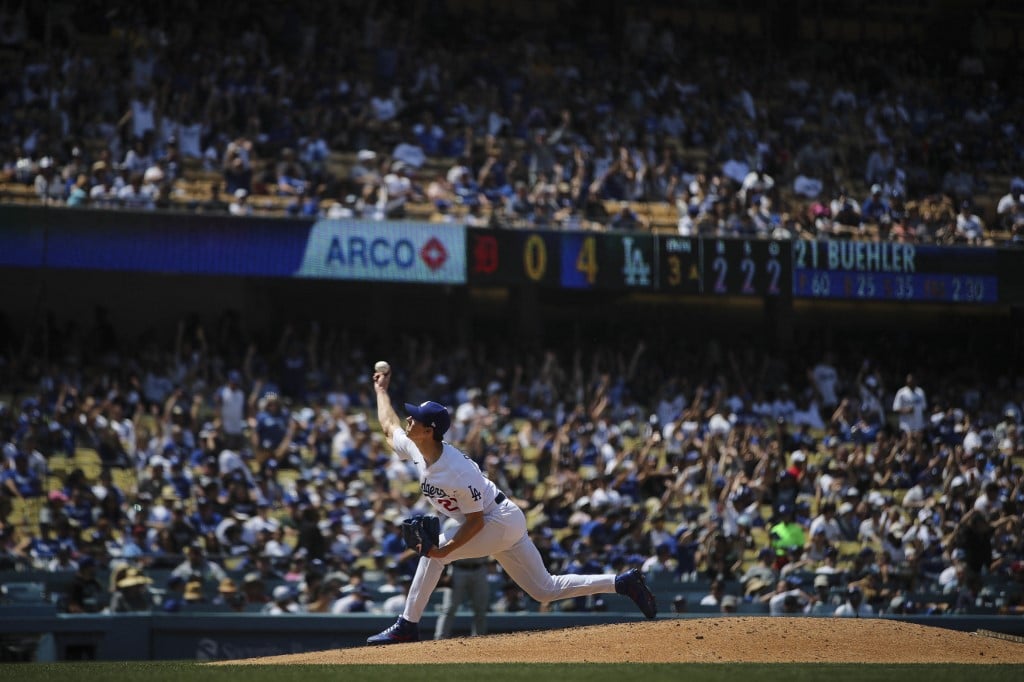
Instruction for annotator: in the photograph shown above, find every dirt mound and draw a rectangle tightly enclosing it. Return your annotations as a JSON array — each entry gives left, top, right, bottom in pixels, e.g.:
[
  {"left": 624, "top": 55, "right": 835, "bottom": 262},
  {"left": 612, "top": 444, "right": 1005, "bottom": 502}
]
[{"left": 216, "top": 617, "right": 1024, "bottom": 664}]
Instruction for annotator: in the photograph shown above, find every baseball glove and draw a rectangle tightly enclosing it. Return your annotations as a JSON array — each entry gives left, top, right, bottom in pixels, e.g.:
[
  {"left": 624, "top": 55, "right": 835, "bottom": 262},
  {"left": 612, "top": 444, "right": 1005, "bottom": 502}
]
[{"left": 402, "top": 515, "right": 441, "bottom": 556}]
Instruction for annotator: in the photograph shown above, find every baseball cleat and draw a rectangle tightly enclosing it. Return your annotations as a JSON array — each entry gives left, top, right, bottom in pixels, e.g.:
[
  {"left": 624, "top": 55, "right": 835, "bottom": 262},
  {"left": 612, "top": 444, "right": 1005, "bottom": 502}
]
[
  {"left": 615, "top": 568, "right": 657, "bottom": 618},
  {"left": 366, "top": 616, "right": 420, "bottom": 645}
]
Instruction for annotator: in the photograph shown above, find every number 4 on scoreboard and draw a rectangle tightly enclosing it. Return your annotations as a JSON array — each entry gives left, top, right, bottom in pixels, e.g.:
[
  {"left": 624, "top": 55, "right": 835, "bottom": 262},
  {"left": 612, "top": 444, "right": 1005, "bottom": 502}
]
[
  {"left": 571, "top": 235, "right": 651, "bottom": 288},
  {"left": 576, "top": 236, "right": 598, "bottom": 284}
]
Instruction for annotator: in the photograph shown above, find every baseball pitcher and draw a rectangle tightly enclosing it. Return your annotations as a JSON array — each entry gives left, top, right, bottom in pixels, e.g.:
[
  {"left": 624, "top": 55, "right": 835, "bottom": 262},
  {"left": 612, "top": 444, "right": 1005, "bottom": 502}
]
[{"left": 365, "top": 363, "right": 656, "bottom": 644}]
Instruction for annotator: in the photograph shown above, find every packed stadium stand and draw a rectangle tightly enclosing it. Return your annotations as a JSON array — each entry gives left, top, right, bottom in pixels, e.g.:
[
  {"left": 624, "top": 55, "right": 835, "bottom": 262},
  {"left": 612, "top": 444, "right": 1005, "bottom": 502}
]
[{"left": 2, "top": 2, "right": 1024, "bottom": 661}]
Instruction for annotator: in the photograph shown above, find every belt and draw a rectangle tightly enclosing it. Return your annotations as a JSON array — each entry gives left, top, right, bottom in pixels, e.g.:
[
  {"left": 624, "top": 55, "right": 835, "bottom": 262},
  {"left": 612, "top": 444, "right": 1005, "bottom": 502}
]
[{"left": 494, "top": 492, "right": 506, "bottom": 505}]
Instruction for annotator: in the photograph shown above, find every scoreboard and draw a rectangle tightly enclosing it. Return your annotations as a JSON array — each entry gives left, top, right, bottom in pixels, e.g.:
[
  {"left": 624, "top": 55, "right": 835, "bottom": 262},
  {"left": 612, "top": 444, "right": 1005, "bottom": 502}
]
[
  {"left": 657, "top": 236, "right": 701, "bottom": 295},
  {"left": 467, "top": 230, "right": 561, "bottom": 287},
  {"left": 559, "top": 233, "right": 655, "bottom": 290},
  {"left": 468, "top": 231, "right": 790, "bottom": 297},
  {"left": 792, "top": 240, "right": 998, "bottom": 303},
  {"left": 467, "top": 229, "right": 1000, "bottom": 304},
  {"left": 702, "top": 238, "right": 790, "bottom": 296}
]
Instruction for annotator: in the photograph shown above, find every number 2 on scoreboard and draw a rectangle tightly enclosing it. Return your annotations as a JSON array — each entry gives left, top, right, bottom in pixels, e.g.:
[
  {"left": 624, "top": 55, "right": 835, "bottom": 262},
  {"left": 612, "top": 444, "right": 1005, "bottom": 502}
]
[
  {"left": 575, "top": 236, "right": 598, "bottom": 284},
  {"left": 713, "top": 256, "right": 728, "bottom": 293}
]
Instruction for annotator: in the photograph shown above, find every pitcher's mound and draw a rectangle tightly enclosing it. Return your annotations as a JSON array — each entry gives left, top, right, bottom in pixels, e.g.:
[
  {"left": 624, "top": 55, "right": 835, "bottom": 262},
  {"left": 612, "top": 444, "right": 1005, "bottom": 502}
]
[{"left": 217, "top": 617, "right": 1024, "bottom": 664}]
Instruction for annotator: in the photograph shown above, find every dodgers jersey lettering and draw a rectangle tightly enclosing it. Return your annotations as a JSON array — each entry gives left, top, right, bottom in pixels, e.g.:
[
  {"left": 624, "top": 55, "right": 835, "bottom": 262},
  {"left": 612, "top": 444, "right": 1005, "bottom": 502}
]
[{"left": 391, "top": 428, "right": 500, "bottom": 524}]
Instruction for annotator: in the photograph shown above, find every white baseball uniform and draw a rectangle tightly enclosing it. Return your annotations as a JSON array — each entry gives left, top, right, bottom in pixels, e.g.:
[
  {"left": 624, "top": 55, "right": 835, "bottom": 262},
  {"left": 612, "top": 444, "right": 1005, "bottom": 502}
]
[
  {"left": 390, "top": 428, "right": 616, "bottom": 622},
  {"left": 893, "top": 384, "right": 926, "bottom": 433}
]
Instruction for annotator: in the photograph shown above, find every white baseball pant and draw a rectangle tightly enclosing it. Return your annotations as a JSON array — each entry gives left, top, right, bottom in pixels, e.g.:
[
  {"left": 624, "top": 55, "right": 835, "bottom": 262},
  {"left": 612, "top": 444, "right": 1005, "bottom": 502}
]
[{"left": 403, "top": 499, "right": 616, "bottom": 623}]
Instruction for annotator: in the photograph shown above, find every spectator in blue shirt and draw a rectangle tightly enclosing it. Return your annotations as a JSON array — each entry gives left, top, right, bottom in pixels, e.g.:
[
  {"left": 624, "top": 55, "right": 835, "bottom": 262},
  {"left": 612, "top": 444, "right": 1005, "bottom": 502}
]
[
  {"left": 2, "top": 454, "right": 42, "bottom": 499},
  {"left": 861, "top": 184, "right": 891, "bottom": 225},
  {"left": 160, "top": 575, "right": 188, "bottom": 612},
  {"left": 189, "top": 497, "right": 223, "bottom": 537},
  {"left": 253, "top": 392, "right": 289, "bottom": 462}
]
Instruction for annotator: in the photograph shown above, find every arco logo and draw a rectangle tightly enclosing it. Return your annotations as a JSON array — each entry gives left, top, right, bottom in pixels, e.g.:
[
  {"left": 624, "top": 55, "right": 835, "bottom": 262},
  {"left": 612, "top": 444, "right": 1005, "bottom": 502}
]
[{"left": 420, "top": 237, "right": 448, "bottom": 271}]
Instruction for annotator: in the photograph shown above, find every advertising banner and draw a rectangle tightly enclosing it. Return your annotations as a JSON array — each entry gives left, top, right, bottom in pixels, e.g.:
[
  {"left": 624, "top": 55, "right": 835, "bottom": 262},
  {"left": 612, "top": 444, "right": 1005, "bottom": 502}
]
[{"left": 294, "top": 220, "right": 466, "bottom": 284}]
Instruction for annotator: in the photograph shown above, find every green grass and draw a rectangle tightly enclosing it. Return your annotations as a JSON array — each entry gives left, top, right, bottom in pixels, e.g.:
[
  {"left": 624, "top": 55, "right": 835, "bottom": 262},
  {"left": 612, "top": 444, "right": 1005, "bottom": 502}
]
[{"left": 4, "top": 663, "right": 1024, "bottom": 682}]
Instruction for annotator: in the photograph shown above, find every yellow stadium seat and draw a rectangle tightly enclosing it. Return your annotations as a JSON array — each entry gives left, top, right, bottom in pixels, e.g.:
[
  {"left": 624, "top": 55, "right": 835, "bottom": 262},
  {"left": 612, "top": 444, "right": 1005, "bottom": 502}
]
[
  {"left": 74, "top": 448, "right": 102, "bottom": 467},
  {"left": 750, "top": 527, "right": 769, "bottom": 548},
  {"left": 112, "top": 468, "right": 137, "bottom": 492},
  {"left": 837, "top": 540, "right": 862, "bottom": 559},
  {"left": 276, "top": 469, "right": 299, "bottom": 488}
]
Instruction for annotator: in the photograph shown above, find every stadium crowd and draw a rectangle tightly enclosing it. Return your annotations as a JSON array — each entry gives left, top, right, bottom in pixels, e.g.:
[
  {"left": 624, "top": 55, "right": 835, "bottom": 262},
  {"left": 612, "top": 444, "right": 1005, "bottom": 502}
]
[
  {"left": 0, "top": 310, "right": 1023, "bottom": 619},
  {"left": 1, "top": 0, "right": 1023, "bottom": 621},
  {"left": 0, "top": 2, "right": 1023, "bottom": 241}
]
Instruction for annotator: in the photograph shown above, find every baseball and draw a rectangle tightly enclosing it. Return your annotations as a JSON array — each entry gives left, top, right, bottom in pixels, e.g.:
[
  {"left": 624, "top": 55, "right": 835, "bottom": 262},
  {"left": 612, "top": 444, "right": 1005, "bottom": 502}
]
[{"left": 374, "top": 360, "right": 391, "bottom": 375}]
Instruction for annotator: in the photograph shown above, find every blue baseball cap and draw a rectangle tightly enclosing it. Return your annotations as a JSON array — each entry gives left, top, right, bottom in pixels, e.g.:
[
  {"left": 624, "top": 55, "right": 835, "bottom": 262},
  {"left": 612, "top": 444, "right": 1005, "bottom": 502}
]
[{"left": 404, "top": 401, "right": 451, "bottom": 438}]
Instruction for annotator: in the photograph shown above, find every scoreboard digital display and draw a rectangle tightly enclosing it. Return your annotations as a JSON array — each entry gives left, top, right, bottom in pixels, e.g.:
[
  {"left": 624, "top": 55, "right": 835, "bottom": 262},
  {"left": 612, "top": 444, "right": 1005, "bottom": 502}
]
[
  {"left": 701, "top": 238, "right": 791, "bottom": 296},
  {"left": 467, "top": 229, "right": 1001, "bottom": 305},
  {"left": 559, "top": 233, "right": 655, "bottom": 290},
  {"left": 657, "top": 236, "right": 702, "bottom": 295},
  {"left": 792, "top": 240, "right": 998, "bottom": 303},
  {"left": 467, "top": 230, "right": 560, "bottom": 287}
]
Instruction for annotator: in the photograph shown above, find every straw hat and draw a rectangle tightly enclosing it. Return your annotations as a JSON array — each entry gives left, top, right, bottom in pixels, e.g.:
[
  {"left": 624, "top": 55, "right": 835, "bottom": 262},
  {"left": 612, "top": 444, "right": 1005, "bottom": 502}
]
[
  {"left": 116, "top": 568, "right": 154, "bottom": 589},
  {"left": 744, "top": 577, "right": 769, "bottom": 596},
  {"left": 184, "top": 580, "right": 204, "bottom": 601}
]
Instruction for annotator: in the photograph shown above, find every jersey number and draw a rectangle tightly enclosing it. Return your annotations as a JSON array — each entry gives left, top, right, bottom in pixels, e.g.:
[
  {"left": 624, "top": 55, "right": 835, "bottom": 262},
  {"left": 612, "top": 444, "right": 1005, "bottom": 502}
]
[{"left": 437, "top": 497, "right": 460, "bottom": 512}]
